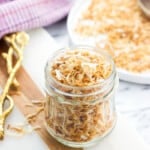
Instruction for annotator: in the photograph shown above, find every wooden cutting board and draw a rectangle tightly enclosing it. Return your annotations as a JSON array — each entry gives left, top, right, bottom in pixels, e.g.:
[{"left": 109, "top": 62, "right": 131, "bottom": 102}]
[{"left": 0, "top": 40, "right": 82, "bottom": 150}]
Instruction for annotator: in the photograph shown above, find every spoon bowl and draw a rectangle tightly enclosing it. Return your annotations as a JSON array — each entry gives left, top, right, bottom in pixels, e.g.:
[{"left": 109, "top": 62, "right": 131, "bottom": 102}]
[{"left": 138, "top": 0, "right": 150, "bottom": 18}]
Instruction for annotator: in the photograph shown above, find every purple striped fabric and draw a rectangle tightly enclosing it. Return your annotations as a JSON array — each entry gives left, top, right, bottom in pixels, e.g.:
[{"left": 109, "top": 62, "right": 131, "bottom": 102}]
[
  {"left": 0, "top": 0, "right": 71, "bottom": 38},
  {"left": 0, "top": 0, "right": 12, "bottom": 4}
]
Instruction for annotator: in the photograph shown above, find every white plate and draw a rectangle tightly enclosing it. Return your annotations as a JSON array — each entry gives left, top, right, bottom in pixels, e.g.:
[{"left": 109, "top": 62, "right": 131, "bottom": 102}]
[{"left": 67, "top": 0, "right": 150, "bottom": 85}]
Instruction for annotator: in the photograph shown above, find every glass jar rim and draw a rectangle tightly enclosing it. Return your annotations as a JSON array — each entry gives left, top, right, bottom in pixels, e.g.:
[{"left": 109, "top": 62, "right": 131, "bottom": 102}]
[{"left": 45, "top": 45, "right": 117, "bottom": 96}]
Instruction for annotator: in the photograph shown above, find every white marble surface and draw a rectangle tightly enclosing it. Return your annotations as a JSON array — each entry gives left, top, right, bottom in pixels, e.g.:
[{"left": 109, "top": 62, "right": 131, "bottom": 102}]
[
  {"left": 45, "top": 19, "right": 150, "bottom": 146},
  {"left": 1, "top": 28, "right": 149, "bottom": 150}
]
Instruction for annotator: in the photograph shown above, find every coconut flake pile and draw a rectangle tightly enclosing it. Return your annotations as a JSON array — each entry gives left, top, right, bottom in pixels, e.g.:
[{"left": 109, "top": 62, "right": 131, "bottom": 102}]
[{"left": 51, "top": 49, "right": 112, "bottom": 87}]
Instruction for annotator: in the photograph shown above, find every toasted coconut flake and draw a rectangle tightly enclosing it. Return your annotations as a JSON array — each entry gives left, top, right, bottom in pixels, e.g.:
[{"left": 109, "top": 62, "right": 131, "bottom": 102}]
[
  {"left": 25, "top": 104, "right": 33, "bottom": 108},
  {"left": 51, "top": 49, "right": 112, "bottom": 86},
  {"left": 27, "top": 107, "right": 44, "bottom": 123},
  {"left": 75, "top": 0, "right": 150, "bottom": 73},
  {"left": 6, "top": 123, "right": 32, "bottom": 136},
  {"left": 6, "top": 123, "right": 41, "bottom": 137}
]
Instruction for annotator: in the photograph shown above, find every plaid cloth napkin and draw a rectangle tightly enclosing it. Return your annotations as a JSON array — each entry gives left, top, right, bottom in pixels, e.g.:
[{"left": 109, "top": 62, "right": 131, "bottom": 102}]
[{"left": 0, "top": 0, "right": 71, "bottom": 39}]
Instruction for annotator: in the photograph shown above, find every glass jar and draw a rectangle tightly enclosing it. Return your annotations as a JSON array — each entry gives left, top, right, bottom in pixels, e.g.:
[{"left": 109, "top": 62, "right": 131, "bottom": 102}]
[{"left": 44, "top": 46, "right": 118, "bottom": 148}]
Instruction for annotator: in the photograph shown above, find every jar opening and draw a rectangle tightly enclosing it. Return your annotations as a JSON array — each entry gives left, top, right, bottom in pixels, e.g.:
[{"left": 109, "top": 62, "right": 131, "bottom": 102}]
[{"left": 45, "top": 46, "right": 117, "bottom": 97}]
